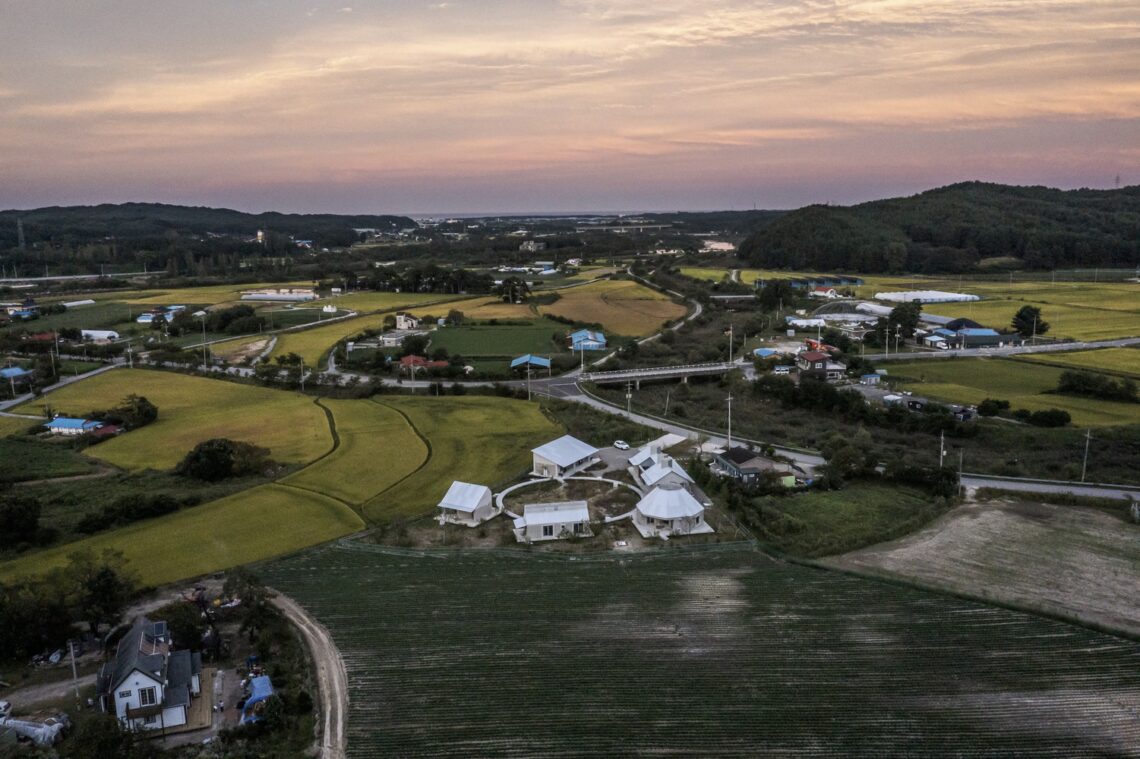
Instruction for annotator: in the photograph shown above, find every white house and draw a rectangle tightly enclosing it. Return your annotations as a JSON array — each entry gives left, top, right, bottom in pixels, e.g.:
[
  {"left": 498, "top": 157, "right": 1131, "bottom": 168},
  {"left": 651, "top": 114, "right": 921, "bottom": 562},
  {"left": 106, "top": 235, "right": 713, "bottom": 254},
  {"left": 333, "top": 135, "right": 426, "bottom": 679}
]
[
  {"left": 513, "top": 501, "right": 592, "bottom": 542},
  {"left": 96, "top": 618, "right": 201, "bottom": 732},
  {"left": 633, "top": 485, "right": 714, "bottom": 539},
  {"left": 531, "top": 435, "right": 600, "bottom": 478},
  {"left": 437, "top": 481, "right": 496, "bottom": 526},
  {"left": 629, "top": 447, "right": 697, "bottom": 494},
  {"left": 395, "top": 312, "right": 420, "bottom": 330},
  {"left": 81, "top": 329, "right": 119, "bottom": 342},
  {"left": 809, "top": 287, "right": 840, "bottom": 299}
]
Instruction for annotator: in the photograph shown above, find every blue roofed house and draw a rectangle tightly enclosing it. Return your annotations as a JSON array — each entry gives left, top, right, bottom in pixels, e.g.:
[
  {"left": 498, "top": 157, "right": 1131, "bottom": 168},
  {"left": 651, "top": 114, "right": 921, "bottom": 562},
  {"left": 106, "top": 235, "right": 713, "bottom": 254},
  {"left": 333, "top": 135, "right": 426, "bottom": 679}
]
[
  {"left": 1, "top": 366, "right": 33, "bottom": 386},
  {"left": 96, "top": 617, "right": 202, "bottom": 732},
  {"left": 510, "top": 354, "right": 552, "bottom": 372},
  {"left": 44, "top": 417, "right": 105, "bottom": 436},
  {"left": 568, "top": 329, "right": 606, "bottom": 351}
]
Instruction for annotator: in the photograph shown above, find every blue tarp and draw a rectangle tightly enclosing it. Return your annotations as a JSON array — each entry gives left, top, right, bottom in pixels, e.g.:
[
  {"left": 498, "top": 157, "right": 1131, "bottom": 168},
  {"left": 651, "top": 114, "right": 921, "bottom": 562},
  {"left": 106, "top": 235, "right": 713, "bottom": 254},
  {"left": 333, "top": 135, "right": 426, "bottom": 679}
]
[
  {"left": 0, "top": 367, "right": 32, "bottom": 379},
  {"left": 753, "top": 348, "right": 777, "bottom": 358},
  {"left": 240, "top": 675, "right": 275, "bottom": 724}
]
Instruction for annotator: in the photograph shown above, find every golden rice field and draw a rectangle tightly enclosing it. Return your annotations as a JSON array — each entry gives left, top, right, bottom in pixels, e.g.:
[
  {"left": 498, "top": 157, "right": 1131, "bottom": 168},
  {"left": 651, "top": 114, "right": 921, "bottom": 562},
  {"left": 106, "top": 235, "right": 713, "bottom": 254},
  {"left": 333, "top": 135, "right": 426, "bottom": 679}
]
[
  {"left": 281, "top": 399, "right": 428, "bottom": 508},
  {"left": 539, "top": 279, "right": 687, "bottom": 337},
  {"left": 452, "top": 297, "right": 540, "bottom": 320},
  {"left": 112, "top": 281, "right": 318, "bottom": 306},
  {"left": 363, "top": 395, "right": 560, "bottom": 522},
  {"left": 0, "top": 483, "right": 363, "bottom": 587},
  {"left": 1015, "top": 348, "right": 1140, "bottom": 379},
  {"left": 920, "top": 298, "right": 1139, "bottom": 341},
  {"left": 13, "top": 369, "right": 332, "bottom": 470},
  {"left": 887, "top": 358, "right": 1140, "bottom": 427},
  {"left": 269, "top": 298, "right": 474, "bottom": 365},
  {"left": 309, "top": 291, "right": 464, "bottom": 313},
  {"left": 0, "top": 415, "right": 35, "bottom": 437}
]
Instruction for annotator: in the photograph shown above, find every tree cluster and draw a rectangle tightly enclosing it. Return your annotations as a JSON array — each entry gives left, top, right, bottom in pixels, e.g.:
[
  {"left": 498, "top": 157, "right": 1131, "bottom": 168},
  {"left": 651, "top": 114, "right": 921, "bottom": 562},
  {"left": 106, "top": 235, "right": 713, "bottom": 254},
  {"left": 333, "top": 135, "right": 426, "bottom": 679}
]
[
  {"left": 176, "top": 438, "right": 276, "bottom": 481},
  {"left": 1057, "top": 370, "right": 1137, "bottom": 403}
]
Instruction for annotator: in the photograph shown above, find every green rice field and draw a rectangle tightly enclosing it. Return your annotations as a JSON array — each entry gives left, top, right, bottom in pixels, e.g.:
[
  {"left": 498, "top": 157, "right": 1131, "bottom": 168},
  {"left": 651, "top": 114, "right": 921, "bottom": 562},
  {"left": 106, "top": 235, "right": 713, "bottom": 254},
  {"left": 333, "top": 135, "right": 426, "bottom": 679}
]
[
  {"left": 886, "top": 358, "right": 1140, "bottom": 427},
  {"left": 0, "top": 484, "right": 364, "bottom": 587},
  {"left": 262, "top": 543, "right": 1140, "bottom": 757},
  {"left": 1015, "top": 347, "right": 1140, "bottom": 378},
  {"left": 428, "top": 318, "right": 566, "bottom": 359}
]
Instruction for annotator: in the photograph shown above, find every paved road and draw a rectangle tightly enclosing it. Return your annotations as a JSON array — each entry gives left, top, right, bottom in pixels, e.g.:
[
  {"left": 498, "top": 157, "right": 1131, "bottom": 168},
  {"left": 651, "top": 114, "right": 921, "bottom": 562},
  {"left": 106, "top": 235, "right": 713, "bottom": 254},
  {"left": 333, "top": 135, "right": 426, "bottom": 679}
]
[
  {"left": 866, "top": 336, "right": 1140, "bottom": 362},
  {"left": 0, "top": 363, "right": 120, "bottom": 412},
  {"left": 270, "top": 592, "right": 347, "bottom": 759},
  {"left": 961, "top": 476, "right": 1140, "bottom": 501}
]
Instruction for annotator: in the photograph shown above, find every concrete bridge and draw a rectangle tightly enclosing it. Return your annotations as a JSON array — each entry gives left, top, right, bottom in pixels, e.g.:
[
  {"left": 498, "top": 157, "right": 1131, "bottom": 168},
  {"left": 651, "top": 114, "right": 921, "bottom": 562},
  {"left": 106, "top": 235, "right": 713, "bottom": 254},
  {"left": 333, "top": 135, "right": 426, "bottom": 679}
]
[{"left": 579, "top": 361, "right": 736, "bottom": 388}]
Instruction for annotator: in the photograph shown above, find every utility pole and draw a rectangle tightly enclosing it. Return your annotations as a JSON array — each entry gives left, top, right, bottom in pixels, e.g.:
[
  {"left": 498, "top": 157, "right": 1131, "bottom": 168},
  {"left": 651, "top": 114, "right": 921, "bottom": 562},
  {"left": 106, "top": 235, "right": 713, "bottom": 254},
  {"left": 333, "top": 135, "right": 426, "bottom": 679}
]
[
  {"left": 939, "top": 430, "right": 945, "bottom": 468},
  {"left": 664, "top": 389, "right": 671, "bottom": 416},
  {"left": 526, "top": 365, "right": 532, "bottom": 401},
  {"left": 625, "top": 381, "right": 632, "bottom": 415},
  {"left": 300, "top": 358, "right": 306, "bottom": 392},
  {"left": 69, "top": 640, "right": 81, "bottom": 709},
  {"left": 728, "top": 323, "right": 734, "bottom": 364},
  {"left": 1081, "top": 429, "right": 1092, "bottom": 482},
  {"left": 199, "top": 316, "right": 208, "bottom": 371},
  {"left": 958, "top": 449, "right": 964, "bottom": 498},
  {"left": 894, "top": 325, "right": 901, "bottom": 355},
  {"left": 726, "top": 393, "right": 733, "bottom": 450}
]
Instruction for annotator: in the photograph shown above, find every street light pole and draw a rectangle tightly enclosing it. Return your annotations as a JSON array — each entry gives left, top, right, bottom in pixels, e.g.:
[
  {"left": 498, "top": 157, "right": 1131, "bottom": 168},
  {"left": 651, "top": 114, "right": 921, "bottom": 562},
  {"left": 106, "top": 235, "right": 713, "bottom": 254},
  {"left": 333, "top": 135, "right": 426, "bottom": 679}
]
[
  {"left": 726, "top": 393, "right": 733, "bottom": 449},
  {"left": 200, "top": 316, "right": 208, "bottom": 371},
  {"left": 1081, "top": 429, "right": 1091, "bottom": 482}
]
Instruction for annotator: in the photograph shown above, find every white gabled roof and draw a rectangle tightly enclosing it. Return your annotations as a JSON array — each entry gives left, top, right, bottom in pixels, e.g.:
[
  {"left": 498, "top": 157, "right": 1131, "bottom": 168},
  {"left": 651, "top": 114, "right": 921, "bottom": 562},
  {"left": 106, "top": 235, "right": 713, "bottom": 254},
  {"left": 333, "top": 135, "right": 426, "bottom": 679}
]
[
  {"left": 532, "top": 435, "right": 599, "bottom": 467},
  {"left": 629, "top": 447, "right": 655, "bottom": 468},
  {"left": 438, "top": 481, "right": 492, "bottom": 512},
  {"left": 636, "top": 486, "right": 704, "bottom": 519},
  {"left": 641, "top": 455, "right": 694, "bottom": 487},
  {"left": 517, "top": 501, "right": 590, "bottom": 527}
]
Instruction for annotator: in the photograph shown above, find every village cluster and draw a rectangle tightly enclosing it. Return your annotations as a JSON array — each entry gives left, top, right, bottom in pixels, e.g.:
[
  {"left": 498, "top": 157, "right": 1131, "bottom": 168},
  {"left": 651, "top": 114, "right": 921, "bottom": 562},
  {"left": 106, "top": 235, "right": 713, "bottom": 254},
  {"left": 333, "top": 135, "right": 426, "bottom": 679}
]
[{"left": 437, "top": 433, "right": 803, "bottom": 544}]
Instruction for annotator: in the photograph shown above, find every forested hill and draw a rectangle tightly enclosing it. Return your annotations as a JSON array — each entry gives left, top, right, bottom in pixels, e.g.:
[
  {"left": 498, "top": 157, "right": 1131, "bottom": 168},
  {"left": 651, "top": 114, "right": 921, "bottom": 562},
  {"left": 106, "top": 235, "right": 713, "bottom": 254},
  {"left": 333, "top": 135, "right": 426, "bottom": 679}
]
[
  {"left": 0, "top": 203, "right": 416, "bottom": 248},
  {"left": 738, "top": 182, "right": 1140, "bottom": 274}
]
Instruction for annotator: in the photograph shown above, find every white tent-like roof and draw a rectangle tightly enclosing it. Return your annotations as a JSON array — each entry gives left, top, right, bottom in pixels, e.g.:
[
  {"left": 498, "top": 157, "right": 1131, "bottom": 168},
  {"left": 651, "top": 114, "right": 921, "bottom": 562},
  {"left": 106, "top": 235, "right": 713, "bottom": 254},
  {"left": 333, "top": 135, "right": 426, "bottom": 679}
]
[
  {"left": 636, "top": 486, "right": 704, "bottom": 520},
  {"left": 515, "top": 501, "right": 590, "bottom": 527},
  {"left": 532, "top": 435, "right": 599, "bottom": 467},
  {"left": 438, "top": 481, "right": 492, "bottom": 513},
  {"left": 641, "top": 456, "right": 694, "bottom": 487}
]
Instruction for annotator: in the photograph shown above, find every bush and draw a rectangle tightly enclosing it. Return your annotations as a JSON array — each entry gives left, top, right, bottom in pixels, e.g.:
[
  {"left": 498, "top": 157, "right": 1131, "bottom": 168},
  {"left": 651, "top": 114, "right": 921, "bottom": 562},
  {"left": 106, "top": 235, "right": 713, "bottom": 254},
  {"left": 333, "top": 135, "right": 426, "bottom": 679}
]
[
  {"left": 977, "top": 398, "right": 1010, "bottom": 416},
  {"left": 176, "top": 438, "right": 275, "bottom": 481},
  {"left": 1027, "top": 408, "right": 1072, "bottom": 427}
]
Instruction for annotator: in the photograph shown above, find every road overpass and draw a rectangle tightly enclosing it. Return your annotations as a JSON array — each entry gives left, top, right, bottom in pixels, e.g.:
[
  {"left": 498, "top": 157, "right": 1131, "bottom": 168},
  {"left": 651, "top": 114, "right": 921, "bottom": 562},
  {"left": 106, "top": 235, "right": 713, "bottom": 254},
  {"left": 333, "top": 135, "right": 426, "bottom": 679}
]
[{"left": 579, "top": 361, "right": 736, "bottom": 387}]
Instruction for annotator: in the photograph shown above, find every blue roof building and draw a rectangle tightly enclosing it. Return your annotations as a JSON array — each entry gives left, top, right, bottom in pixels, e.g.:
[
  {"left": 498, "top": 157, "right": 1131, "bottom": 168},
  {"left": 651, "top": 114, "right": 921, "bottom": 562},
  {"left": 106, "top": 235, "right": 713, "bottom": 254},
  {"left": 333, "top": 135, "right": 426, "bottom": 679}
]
[
  {"left": 753, "top": 348, "right": 778, "bottom": 359},
  {"left": 568, "top": 329, "right": 606, "bottom": 351},
  {"left": 0, "top": 367, "right": 32, "bottom": 380},
  {"left": 44, "top": 417, "right": 104, "bottom": 435},
  {"left": 240, "top": 676, "right": 275, "bottom": 725},
  {"left": 511, "top": 354, "right": 552, "bottom": 370}
]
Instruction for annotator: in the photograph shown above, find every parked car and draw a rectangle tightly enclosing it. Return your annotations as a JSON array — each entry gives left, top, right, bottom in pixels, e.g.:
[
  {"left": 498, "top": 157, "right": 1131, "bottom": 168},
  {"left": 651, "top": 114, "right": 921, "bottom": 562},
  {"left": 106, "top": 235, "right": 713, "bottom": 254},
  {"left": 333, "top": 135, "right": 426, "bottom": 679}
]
[{"left": 613, "top": 440, "right": 630, "bottom": 450}]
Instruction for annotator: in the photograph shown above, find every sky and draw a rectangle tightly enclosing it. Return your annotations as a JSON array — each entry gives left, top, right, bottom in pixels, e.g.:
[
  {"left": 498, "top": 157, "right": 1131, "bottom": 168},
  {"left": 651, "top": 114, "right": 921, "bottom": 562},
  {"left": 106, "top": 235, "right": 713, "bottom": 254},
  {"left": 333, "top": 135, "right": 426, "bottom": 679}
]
[{"left": 1, "top": 0, "right": 1137, "bottom": 214}]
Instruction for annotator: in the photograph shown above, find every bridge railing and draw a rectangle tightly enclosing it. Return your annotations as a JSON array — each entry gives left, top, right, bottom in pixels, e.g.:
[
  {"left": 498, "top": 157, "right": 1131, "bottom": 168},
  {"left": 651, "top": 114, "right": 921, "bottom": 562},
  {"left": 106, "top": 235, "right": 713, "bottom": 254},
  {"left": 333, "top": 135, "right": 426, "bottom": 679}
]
[{"left": 580, "top": 362, "right": 732, "bottom": 381}]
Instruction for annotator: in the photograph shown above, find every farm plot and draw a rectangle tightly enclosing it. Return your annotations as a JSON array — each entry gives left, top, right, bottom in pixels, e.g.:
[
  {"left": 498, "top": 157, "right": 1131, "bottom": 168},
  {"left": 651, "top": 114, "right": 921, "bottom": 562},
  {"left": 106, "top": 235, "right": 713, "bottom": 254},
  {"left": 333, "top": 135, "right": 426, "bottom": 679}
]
[
  {"left": 450, "top": 297, "right": 537, "bottom": 321},
  {"left": 362, "top": 396, "right": 560, "bottom": 522},
  {"left": 262, "top": 544, "right": 1140, "bottom": 758},
  {"left": 309, "top": 291, "right": 457, "bottom": 313},
  {"left": 887, "top": 358, "right": 1140, "bottom": 427},
  {"left": 539, "top": 279, "right": 687, "bottom": 337},
  {"left": 827, "top": 500, "right": 1140, "bottom": 637},
  {"left": 921, "top": 298, "right": 1139, "bottom": 341},
  {"left": 281, "top": 400, "right": 427, "bottom": 508},
  {"left": 0, "top": 484, "right": 363, "bottom": 587},
  {"left": 269, "top": 298, "right": 472, "bottom": 366},
  {"left": 117, "top": 281, "right": 317, "bottom": 307},
  {"left": 429, "top": 318, "right": 565, "bottom": 359},
  {"left": 208, "top": 335, "right": 273, "bottom": 363},
  {"left": 1015, "top": 347, "right": 1140, "bottom": 379},
  {"left": 13, "top": 369, "right": 331, "bottom": 470}
]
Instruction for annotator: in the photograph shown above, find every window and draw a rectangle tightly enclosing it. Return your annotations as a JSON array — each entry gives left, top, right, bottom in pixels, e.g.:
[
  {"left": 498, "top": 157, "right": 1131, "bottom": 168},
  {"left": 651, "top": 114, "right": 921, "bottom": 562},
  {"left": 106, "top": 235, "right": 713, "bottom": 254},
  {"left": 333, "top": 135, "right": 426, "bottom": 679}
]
[
  {"left": 118, "top": 690, "right": 132, "bottom": 700},
  {"left": 573, "top": 522, "right": 585, "bottom": 534},
  {"left": 144, "top": 715, "right": 158, "bottom": 725},
  {"left": 542, "top": 525, "right": 554, "bottom": 537},
  {"left": 139, "top": 687, "right": 157, "bottom": 707}
]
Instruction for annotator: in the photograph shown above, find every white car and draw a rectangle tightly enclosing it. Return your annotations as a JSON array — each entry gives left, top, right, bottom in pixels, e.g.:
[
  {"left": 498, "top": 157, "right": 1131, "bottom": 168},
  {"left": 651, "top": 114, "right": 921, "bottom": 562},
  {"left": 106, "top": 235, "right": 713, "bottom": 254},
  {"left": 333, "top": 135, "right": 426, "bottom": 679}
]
[{"left": 613, "top": 440, "right": 630, "bottom": 450}]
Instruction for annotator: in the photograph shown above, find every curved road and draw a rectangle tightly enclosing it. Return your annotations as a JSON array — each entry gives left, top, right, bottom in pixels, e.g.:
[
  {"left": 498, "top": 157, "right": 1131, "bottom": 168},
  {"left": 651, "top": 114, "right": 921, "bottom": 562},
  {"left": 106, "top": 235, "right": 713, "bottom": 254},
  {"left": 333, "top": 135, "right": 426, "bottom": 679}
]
[{"left": 270, "top": 592, "right": 347, "bottom": 759}]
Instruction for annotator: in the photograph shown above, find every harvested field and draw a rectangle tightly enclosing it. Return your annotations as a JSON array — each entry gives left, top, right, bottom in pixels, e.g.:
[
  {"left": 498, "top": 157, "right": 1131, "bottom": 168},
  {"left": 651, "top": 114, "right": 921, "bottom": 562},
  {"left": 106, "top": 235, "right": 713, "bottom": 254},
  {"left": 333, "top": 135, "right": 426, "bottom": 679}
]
[
  {"left": 827, "top": 499, "right": 1140, "bottom": 637},
  {"left": 309, "top": 291, "right": 455, "bottom": 313},
  {"left": 0, "top": 484, "right": 363, "bottom": 587},
  {"left": 263, "top": 543, "right": 1140, "bottom": 757},
  {"left": 281, "top": 399, "right": 427, "bottom": 508},
  {"left": 209, "top": 335, "right": 272, "bottom": 363},
  {"left": 539, "top": 279, "right": 686, "bottom": 337},
  {"left": 13, "top": 369, "right": 331, "bottom": 470},
  {"left": 450, "top": 298, "right": 538, "bottom": 321}
]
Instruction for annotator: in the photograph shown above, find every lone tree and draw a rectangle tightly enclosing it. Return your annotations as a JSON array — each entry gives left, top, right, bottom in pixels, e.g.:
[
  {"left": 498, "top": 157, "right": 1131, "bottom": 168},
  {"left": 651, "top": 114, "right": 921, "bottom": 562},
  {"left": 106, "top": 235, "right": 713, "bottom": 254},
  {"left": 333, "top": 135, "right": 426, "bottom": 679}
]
[
  {"left": 497, "top": 276, "right": 531, "bottom": 304},
  {"left": 1012, "top": 305, "right": 1049, "bottom": 338}
]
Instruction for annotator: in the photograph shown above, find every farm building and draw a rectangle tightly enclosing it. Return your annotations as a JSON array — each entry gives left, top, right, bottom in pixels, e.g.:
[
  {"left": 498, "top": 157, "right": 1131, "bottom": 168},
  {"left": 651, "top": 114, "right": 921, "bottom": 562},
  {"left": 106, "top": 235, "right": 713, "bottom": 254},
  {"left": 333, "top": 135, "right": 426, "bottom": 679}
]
[
  {"left": 860, "top": 374, "right": 881, "bottom": 385},
  {"left": 568, "top": 329, "right": 607, "bottom": 351},
  {"left": 632, "top": 485, "right": 713, "bottom": 538},
  {"left": 875, "top": 290, "right": 980, "bottom": 304},
  {"left": 0, "top": 366, "right": 33, "bottom": 384},
  {"left": 437, "top": 481, "right": 496, "bottom": 526},
  {"left": 928, "top": 327, "right": 1010, "bottom": 349},
  {"left": 240, "top": 288, "right": 316, "bottom": 302},
  {"left": 96, "top": 617, "right": 202, "bottom": 732},
  {"left": 714, "top": 447, "right": 798, "bottom": 488},
  {"left": 809, "top": 287, "right": 840, "bottom": 299},
  {"left": 395, "top": 312, "right": 421, "bottom": 330},
  {"left": 532, "top": 435, "right": 600, "bottom": 478},
  {"left": 398, "top": 355, "right": 449, "bottom": 372},
  {"left": 81, "top": 329, "right": 119, "bottom": 342},
  {"left": 43, "top": 417, "right": 105, "bottom": 436},
  {"left": 510, "top": 354, "right": 551, "bottom": 372},
  {"left": 513, "top": 501, "right": 592, "bottom": 542}
]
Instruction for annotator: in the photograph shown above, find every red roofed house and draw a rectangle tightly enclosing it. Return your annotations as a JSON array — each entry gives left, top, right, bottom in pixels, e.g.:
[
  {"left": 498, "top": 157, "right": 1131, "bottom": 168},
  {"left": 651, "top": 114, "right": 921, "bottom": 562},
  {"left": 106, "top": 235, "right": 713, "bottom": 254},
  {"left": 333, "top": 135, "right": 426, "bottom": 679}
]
[
  {"left": 399, "top": 355, "right": 449, "bottom": 373},
  {"left": 796, "top": 350, "right": 846, "bottom": 382}
]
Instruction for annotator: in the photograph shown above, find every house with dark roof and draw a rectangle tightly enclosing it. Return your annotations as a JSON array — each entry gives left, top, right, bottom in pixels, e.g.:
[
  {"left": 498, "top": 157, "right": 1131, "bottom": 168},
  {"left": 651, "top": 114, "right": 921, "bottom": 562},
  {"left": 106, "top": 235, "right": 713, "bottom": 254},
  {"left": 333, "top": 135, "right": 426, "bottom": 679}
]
[
  {"left": 796, "top": 351, "right": 846, "bottom": 382},
  {"left": 96, "top": 617, "right": 201, "bottom": 732},
  {"left": 714, "top": 446, "right": 799, "bottom": 488}
]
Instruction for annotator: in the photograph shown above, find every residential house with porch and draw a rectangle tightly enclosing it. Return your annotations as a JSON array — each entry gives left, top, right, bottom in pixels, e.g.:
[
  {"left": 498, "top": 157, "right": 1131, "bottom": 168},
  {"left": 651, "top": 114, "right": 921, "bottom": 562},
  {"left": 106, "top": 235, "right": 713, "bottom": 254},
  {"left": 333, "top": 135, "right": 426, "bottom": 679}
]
[
  {"left": 714, "top": 446, "right": 798, "bottom": 488},
  {"left": 437, "top": 481, "right": 496, "bottom": 526},
  {"left": 632, "top": 485, "right": 714, "bottom": 538},
  {"left": 513, "top": 501, "right": 592, "bottom": 542},
  {"left": 96, "top": 618, "right": 201, "bottom": 732},
  {"left": 531, "top": 435, "right": 600, "bottom": 478}
]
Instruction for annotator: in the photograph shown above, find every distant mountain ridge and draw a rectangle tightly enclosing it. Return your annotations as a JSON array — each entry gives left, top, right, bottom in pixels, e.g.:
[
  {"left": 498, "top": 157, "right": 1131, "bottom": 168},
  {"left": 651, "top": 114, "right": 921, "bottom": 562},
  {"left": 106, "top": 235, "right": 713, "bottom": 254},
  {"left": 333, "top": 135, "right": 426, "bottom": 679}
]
[
  {"left": 739, "top": 182, "right": 1140, "bottom": 274},
  {"left": 0, "top": 202, "right": 416, "bottom": 247}
]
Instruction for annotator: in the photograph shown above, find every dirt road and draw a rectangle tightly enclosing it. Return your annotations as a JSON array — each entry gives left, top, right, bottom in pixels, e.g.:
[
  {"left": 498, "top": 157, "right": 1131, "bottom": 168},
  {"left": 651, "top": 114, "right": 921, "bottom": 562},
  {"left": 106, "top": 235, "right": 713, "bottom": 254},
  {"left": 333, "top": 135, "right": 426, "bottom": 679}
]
[{"left": 269, "top": 591, "right": 347, "bottom": 759}]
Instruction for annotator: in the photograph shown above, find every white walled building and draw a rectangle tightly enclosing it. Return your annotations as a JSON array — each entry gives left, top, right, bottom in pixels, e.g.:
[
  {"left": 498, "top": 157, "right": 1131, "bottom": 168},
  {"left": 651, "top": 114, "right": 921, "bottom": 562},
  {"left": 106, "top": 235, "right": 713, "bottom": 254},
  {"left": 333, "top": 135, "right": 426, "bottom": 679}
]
[
  {"left": 633, "top": 485, "right": 714, "bottom": 539},
  {"left": 437, "top": 481, "right": 496, "bottom": 526},
  {"left": 96, "top": 618, "right": 201, "bottom": 732},
  {"left": 513, "top": 501, "right": 592, "bottom": 542},
  {"left": 531, "top": 435, "right": 600, "bottom": 478}
]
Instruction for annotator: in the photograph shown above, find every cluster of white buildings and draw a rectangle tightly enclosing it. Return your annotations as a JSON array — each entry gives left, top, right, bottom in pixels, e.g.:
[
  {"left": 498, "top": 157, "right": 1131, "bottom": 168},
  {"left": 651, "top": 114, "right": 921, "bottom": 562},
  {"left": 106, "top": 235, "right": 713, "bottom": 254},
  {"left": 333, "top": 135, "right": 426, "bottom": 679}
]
[{"left": 437, "top": 434, "right": 714, "bottom": 544}]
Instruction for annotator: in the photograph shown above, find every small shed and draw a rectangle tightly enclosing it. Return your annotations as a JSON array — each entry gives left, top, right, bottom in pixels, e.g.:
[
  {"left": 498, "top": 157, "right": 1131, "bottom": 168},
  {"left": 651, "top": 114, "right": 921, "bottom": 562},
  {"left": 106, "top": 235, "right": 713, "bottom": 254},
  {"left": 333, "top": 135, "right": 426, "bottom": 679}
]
[
  {"left": 437, "top": 481, "right": 495, "bottom": 526},
  {"left": 860, "top": 374, "right": 881, "bottom": 385},
  {"left": 568, "top": 329, "right": 606, "bottom": 351},
  {"left": 510, "top": 354, "right": 551, "bottom": 372},
  {"left": 0, "top": 367, "right": 33, "bottom": 384},
  {"left": 633, "top": 485, "right": 713, "bottom": 538},
  {"left": 513, "top": 501, "right": 591, "bottom": 542},
  {"left": 531, "top": 435, "right": 600, "bottom": 478}
]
